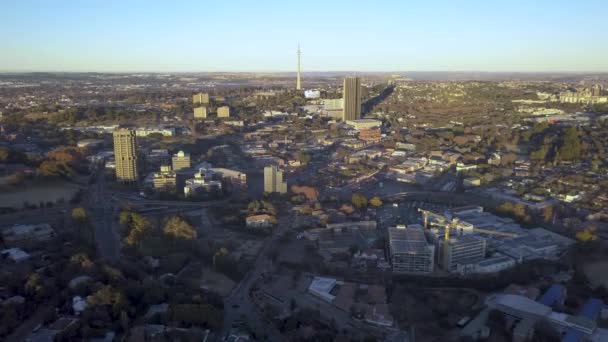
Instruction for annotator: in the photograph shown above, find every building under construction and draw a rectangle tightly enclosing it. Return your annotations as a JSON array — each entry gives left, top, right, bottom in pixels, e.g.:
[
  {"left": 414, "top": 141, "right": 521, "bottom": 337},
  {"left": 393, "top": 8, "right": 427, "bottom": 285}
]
[
  {"left": 417, "top": 206, "right": 575, "bottom": 275},
  {"left": 388, "top": 224, "right": 435, "bottom": 274}
]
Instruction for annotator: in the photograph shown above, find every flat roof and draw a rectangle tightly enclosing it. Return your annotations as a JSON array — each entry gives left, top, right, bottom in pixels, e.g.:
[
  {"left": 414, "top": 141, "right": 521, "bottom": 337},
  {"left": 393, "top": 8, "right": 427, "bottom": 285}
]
[{"left": 389, "top": 226, "right": 430, "bottom": 254}]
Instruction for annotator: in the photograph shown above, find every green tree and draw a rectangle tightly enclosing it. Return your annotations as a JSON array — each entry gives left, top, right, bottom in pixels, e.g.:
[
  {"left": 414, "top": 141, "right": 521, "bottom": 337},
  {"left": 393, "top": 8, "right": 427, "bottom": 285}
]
[{"left": 557, "top": 126, "right": 581, "bottom": 161}]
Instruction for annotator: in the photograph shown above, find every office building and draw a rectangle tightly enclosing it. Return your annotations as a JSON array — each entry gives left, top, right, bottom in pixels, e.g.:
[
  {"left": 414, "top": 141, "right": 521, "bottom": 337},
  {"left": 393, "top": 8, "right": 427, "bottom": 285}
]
[
  {"left": 171, "top": 150, "right": 191, "bottom": 171},
  {"left": 388, "top": 225, "right": 435, "bottom": 274},
  {"left": 346, "top": 119, "right": 381, "bottom": 130},
  {"left": 322, "top": 98, "right": 344, "bottom": 111},
  {"left": 152, "top": 165, "right": 176, "bottom": 191},
  {"left": 113, "top": 129, "right": 139, "bottom": 183},
  {"left": 217, "top": 106, "right": 230, "bottom": 118},
  {"left": 194, "top": 106, "right": 207, "bottom": 119},
  {"left": 192, "top": 92, "right": 209, "bottom": 105},
  {"left": 296, "top": 45, "right": 302, "bottom": 90},
  {"left": 264, "top": 165, "right": 287, "bottom": 194},
  {"left": 440, "top": 235, "right": 487, "bottom": 271},
  {"left": 184, "top": 168, "right": 222, "bottom": 196},
  {"left": 342, "top": 77, "right": 362, "bottom": 121}
]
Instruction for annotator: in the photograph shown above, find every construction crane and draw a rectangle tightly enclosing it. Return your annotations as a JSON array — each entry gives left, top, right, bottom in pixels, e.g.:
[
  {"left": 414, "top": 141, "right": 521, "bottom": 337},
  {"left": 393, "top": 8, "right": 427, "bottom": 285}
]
[
  {"left": 430, "top": 219, "right": 519, "bottom": 241},
  {"left": 418, "top": 208, "right": 519, "bottom": 238},
  {"left": 417, "top": 208, "right": 447, "bottom": 229}
]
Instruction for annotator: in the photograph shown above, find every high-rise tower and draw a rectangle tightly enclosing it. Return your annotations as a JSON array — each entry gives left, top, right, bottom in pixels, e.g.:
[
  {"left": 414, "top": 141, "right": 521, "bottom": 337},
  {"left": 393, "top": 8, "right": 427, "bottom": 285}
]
[
  {"left": 342, "top": 77, "right": 362, "bottom": 121},
  {"left": 113, "top": 128, "right": 139, "bottom": 183},
  {"left": 296, "top": 45, "right": 302, "bottom": 90}
]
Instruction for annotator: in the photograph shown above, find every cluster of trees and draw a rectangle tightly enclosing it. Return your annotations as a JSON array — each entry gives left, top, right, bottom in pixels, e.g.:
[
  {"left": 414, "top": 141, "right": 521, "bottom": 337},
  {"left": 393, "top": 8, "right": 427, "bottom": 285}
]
[
  {"left": 247, "top": 200, "right": 276, "bottom": 215},
  {"left": 120, "top": 211, "right": 198, "bottom": 255},
  {"left": 50, "top": 106, "right": 154, "bottom": 125},
  {"left": 351, "top": 193, "right": 383, "bottom": 210},
  {"left": 38, "top": 146, "right": 89, "bottom": 178}
]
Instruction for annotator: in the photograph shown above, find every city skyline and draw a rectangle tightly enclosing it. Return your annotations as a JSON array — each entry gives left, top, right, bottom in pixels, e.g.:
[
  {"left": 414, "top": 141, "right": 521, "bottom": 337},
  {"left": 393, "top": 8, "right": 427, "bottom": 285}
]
[{"left": 1, "top": 0, "right": 607, "bottom": 73}]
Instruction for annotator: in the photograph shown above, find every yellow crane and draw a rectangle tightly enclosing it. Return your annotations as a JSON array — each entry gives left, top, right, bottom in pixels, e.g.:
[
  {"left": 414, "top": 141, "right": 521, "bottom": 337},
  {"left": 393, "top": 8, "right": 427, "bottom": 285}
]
[
  {"left": 417, "top": 208, "right": 447, "bottom": 229},
  {"left": 419, "top": 208, "right": 518, "bottom": 271},
  {"left": 419, "top": 208, "right": 518, "bottom": 239},
  {"left": 430, "top": 219, "right": 519, "bottom": 241}
]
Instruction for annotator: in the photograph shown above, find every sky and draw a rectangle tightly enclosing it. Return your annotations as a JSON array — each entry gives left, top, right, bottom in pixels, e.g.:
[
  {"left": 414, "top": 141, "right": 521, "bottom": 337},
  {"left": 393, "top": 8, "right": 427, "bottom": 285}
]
[{"left": 1, "top": 0, "right": 607, "bottom": 73}]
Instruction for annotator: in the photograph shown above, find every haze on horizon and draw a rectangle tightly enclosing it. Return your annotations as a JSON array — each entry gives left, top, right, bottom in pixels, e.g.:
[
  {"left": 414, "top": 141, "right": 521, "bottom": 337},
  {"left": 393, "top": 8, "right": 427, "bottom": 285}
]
[{"left": 1, "top": 0, "right": 607, "bottom": 73}]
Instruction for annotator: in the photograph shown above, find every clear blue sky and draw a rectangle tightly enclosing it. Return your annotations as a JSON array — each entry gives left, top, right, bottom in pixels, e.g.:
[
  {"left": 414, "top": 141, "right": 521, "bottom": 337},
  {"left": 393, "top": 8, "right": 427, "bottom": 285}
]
[{"left": 1, "top": 0, "right": 606, "bottom": 72}]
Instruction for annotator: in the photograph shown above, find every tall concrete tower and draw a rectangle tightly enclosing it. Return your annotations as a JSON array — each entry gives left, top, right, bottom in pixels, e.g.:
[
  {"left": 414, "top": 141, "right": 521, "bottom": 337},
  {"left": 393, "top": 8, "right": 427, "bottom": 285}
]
[
  {"left": 113, "top": 128, "right": 139, "bottom": 183},
  {"left": 342, "top": 77, "right": 362, "bottom": 121},
  {"left": 296, "top": 45, "right": 302, "bottom": 90}
]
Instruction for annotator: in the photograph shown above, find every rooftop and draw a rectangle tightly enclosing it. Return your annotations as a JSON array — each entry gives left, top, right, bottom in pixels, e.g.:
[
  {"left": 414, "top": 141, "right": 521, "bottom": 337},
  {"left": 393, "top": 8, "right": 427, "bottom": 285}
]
[{"left": 389, "top": 225, "right": 431, "bottom": 254}]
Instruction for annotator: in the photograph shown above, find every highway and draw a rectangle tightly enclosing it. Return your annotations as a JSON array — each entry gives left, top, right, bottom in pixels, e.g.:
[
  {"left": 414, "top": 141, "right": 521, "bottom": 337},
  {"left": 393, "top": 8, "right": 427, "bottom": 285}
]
[{"left": 88, "top": 172, "right": 121, "bottom": 261}]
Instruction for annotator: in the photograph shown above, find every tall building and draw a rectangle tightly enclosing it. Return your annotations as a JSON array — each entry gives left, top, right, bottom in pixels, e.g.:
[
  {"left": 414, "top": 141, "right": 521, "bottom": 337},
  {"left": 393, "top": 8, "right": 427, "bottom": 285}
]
[
  {"left": 171, "top": 150, "right": 191, "bottom": 171},
  {"left": 194, "top": 106, "right": 207, "bottom": 119},
  {"left": 389, "top": 225, "right": 435, "bottom": 274},
  {"left": 296, "top": 45, "right": 302, "bottom": 90},
  {"left": 264, "top": 165, "right": 287, "bottom": 194},
  {"left": 592, "top": 84, "right": 604, "bottom": 97},
  {"left": 440, "top": 235, "right": 486, "bottom": 272},
  {"left": 192, "top": 93, "right": 209, "bottom": 105},
  {"left": 342, "top": 77, "right": 362, "bottom": 121},
  {"left": 217, "top": 106, "right": 230, "bottom": 118},
  {"left": 113, "top": 129, "right": 138, "bottom": 183}
]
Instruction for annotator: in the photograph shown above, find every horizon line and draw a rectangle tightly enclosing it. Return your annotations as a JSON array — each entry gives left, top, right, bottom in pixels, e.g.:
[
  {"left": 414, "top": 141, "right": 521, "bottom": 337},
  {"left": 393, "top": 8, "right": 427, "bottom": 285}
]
[{"left": 1, "top": 70, "right": 608, "bottom": 75}]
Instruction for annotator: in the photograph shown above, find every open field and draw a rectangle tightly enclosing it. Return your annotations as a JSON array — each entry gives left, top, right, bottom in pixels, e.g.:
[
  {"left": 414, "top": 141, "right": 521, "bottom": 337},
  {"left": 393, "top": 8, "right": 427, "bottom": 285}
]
[{"left": 0, "top": 180, "right": 82, "bottom": 209}]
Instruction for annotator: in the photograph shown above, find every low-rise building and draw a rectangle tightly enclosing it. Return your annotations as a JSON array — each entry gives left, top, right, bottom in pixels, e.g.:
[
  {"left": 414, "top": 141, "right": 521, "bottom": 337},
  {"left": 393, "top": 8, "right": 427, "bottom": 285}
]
[
  {"left": 171, "top": 150, "right": 191, "bottom": 171},
  {"left": 246, "top": 214, "right": 275, "bottom": 228},
  {"left": 152, "top": 165, "right": 176, "bottom": 191},
  {"left": 217, "top": 106, "right": 230, "bottom": 118},
  {"left": 0, "top": 247, "right": 30, "bottom": 262},
  {"left": 194, "top": 106, "right": 208, "bottom": 119},
  {"left": 135, "top": 127, "right": 175, "bottom": 137},
  {"left": 2, "top": 223, "right": 55, "bottom": 245}
]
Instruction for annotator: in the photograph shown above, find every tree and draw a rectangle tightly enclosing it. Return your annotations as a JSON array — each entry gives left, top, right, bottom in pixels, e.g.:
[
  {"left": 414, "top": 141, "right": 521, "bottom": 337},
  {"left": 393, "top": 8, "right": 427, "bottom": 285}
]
[
  {"left": 369, "top": 196, "right": 383, "bottom": 207},
  {"left": 557, "top": 127, "right": 581, "bottom": 161},
  {"left": 163, "top": 216, "right": 197, "bottom": 240},
  {"left": 297, "top": 152, "right": 311, "bottom": 165},
  {"left": 351, "top": 193, "right": 368, "bottom": 209},
  {"left": 576, "top": 226, "right": 598, "bottom": 242},
  {"left": 542, "top": 206, "right": 554, "bottom": 223},
  {"left": 88, "top": 285, "right": 129, "bottom": 318},
  {"left": 72, "top": 207, "right": 88, "bottom": 223},
  {"left": 0, "top": 147, "right": 9, "bottom": 162},
  {"left": 121, "top": 211, "right": 152, "bottom": 247}
]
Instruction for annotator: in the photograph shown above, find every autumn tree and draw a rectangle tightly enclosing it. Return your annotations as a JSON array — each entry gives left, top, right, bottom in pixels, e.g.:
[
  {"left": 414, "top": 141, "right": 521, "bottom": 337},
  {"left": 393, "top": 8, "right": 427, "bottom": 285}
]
[
  {"left": 120, "top": 211, "right": 152, "bottom": 247},
  {"left": 351, "top": 193, "right": 368, "bottom": 209},
  {"left": 369, "top": 196, "right": 383, "bottom": 207},
  {"left": 163, "top": 216, "right": 197, "bottom": 240}
]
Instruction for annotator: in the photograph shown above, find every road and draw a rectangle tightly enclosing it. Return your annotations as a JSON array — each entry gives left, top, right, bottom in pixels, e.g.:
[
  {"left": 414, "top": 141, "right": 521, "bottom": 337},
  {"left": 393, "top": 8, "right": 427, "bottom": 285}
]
[
  {"left": 222, "top": 214, "right": 293, "bottom": 341},
  {"left": 88, "top": 172, "right": 121, "bottom": 261}
]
